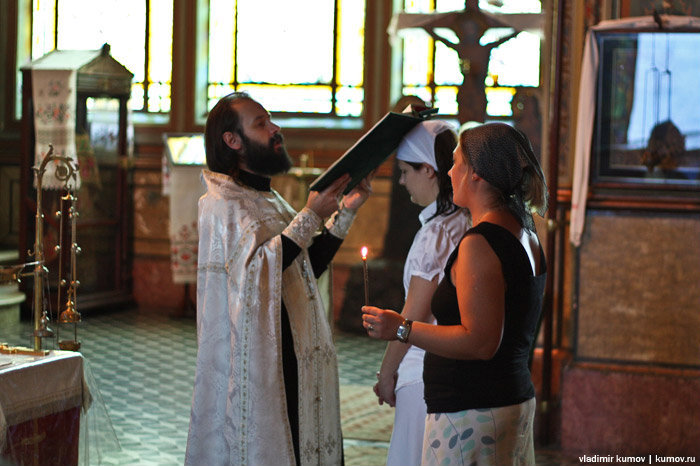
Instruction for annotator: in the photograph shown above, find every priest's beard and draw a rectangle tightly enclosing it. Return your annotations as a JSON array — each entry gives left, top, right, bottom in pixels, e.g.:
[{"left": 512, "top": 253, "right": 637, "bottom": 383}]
[{"left": 240, "top": 132, "right": 292, "bottom": 176}]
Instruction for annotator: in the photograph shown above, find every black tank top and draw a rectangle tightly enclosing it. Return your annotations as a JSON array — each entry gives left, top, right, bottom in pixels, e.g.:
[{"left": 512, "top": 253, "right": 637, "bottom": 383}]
[{"left": 423, "top": 222, "right": 546, "bottom": 413}]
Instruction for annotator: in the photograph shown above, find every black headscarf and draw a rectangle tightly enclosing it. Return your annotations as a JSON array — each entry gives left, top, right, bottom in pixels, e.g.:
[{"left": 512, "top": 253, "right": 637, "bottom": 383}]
[{"left": 461, "top": 122, "right": 547, "bottom": 229}]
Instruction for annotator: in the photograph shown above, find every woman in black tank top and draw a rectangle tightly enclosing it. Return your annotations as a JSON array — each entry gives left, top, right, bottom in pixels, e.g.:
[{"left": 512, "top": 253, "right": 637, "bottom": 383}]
[{"left": 362, "top": 123, "right": 548, "bottom": 466}]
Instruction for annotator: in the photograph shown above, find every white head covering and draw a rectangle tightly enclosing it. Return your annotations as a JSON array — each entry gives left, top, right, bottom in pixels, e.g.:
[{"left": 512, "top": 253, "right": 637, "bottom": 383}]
[{"left": 396, "top": 120, "right": 456, "bottom": 172}]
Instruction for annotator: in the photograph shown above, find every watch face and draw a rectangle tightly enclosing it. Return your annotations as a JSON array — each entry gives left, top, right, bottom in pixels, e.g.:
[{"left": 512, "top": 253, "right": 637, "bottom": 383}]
[{"left": 397, "top": 324, "right": 409, "bottom": 342}]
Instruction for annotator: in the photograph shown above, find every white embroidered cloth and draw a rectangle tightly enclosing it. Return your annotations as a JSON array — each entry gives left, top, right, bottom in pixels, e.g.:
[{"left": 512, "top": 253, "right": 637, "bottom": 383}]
[
  {"left": 27, "top": 50, "right": 103, "bottom": 190},
  {"left": 162, "top": 134, "right": 207, "bottom": 283},
  {"left": 168, "top": 165, "right": 205, "bottom": 284},
  {"left": 31, "top": 68, "right": 80, "bottom": 190}
]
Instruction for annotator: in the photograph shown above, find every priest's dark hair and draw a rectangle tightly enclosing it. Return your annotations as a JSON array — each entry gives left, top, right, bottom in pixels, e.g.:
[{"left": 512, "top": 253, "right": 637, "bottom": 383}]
[{"left": 205, "top": 91, "right": 253, "bottom": 179}]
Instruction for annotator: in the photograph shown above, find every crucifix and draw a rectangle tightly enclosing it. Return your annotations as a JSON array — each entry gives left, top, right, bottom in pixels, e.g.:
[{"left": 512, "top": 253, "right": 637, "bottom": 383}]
[{"left": 391, "top": 0, "right": 541, "bottom": 123}]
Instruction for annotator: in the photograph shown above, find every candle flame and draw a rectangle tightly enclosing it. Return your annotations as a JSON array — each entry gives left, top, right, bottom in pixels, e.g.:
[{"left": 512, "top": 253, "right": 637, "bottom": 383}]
[{"left": 361, "top": 246, "right": 368, "bottom": 260}]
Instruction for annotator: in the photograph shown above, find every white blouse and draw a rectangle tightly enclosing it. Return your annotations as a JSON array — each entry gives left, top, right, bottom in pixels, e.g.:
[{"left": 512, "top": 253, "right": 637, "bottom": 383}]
[{"left": 396, "top": 201, "right": 471, "bottom": 390}]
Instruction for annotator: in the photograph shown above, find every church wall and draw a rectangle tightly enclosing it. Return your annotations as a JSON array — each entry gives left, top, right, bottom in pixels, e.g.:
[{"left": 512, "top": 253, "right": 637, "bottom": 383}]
[
  {"left": 539, "top": 0, "right": 700, "bottom": 455},
  {"left": 561, "top": 363, "right": 700, "bottom": 456},
  {"left": 131, "top": 158, "right": 177, "bottom": 312},
  {"left": 558, "top": 209, "right": 700, "bottom": 456}
]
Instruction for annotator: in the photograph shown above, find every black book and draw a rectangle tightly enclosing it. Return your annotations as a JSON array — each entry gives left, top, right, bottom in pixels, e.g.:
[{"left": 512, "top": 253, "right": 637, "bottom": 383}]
[{"left": 309, "top": 107, "right": 437, "bottom": 194}]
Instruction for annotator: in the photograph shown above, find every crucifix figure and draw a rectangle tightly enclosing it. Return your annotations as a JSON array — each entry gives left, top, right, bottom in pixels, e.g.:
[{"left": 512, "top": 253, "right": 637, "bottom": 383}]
[{"left": 391, "top": 0, "right": 539, "bottom": 124}]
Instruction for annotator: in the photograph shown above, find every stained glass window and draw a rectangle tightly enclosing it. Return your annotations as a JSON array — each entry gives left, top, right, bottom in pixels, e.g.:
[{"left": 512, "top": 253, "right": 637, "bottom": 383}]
[
  {"left": 399, "top": 0, "right": 542, "bottom": 119},
  {"left": 207, "top": 0, "right": 366, "bottom": 118},
  {"left": 30, "top": 0, "right": 173, "bottom": 116}
]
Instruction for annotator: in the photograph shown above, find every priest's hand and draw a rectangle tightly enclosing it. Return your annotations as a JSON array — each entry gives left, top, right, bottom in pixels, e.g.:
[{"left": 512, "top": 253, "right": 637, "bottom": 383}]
[
  {"left": 306, "top": 174, "right": 350, "bottom": 218},
  {"left": 342, "top": 172, "right": 374, "bottom": 211}
]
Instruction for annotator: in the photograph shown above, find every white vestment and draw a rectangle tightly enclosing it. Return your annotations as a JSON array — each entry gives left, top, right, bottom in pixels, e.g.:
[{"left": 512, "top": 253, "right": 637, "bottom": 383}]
[{"left": 185, "top": 170, "right": 352, "bottom": 466}]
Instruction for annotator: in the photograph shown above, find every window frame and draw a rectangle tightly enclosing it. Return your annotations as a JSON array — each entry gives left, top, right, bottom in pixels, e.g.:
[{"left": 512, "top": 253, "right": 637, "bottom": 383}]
[
  {"left": 6, "top": 0, "right": 392, "bottom": 156},
  {"left": 25, "top": 0, "right": 174, "bottom": 125},
  {"left": 199, "top": 0, "right": 367, "bottom": 128}
]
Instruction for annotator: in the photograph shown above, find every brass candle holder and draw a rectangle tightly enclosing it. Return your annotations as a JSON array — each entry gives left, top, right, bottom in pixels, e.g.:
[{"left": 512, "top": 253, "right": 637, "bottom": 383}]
[{"left": 26, "top": 144, "right": 82, "bottom": 352}]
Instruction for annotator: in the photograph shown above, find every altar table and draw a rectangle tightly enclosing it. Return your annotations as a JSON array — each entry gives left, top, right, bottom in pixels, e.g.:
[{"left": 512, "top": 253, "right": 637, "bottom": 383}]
[{"left": 0, "top": 351, "right": 90, "bottom": 466}]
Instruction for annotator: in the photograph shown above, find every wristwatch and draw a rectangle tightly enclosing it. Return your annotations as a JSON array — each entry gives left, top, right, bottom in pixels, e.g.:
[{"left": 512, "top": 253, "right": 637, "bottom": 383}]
[{"left": 396, "top": 319, "right": 413, "bottom": 343}]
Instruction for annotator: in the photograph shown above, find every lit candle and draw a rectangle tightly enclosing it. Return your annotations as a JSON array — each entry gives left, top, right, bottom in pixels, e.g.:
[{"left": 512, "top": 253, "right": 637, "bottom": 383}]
[{"left": 361, "top": 246, "right": 369, "bottom": 306}]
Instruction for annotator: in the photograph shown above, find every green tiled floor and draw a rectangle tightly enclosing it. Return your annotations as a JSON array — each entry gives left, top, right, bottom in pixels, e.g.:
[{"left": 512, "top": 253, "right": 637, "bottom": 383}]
[{"left": 1, "top": 309, "right": 578, "bottom": 465}]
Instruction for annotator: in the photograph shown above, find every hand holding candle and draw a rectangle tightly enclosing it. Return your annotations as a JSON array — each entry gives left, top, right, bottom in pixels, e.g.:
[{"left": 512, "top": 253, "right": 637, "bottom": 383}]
[{"left": 361, "top": 246, "right": 369, "bottom": 306}]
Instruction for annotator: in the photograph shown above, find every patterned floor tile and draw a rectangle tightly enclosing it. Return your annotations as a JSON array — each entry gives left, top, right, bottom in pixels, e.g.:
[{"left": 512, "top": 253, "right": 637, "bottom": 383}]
[{"left": 340, "top": 385, "right": 394, "bottom": 443}]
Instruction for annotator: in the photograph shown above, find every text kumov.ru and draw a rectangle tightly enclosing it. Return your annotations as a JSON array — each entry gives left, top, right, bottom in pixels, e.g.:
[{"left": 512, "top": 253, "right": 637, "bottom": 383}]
[{"left": 579, "top": 454, "right": 698, "bottom": 463}]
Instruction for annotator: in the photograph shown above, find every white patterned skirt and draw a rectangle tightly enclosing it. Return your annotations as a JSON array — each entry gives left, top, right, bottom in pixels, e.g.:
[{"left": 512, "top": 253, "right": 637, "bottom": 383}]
[{"left": 421, "top": 398, "right": 536, "bottom": 466}]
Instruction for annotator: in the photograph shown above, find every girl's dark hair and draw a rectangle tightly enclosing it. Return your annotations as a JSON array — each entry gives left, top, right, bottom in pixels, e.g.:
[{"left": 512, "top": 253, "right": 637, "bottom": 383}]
[
  {"left": 204, "top": 92, "right": 252, "bottom": 179},
  {"left": 433, "top": 129, "right": 459, "bottom": 218},
  {"left": 405, "top": 128, "right": 459, "bottom": 221}
]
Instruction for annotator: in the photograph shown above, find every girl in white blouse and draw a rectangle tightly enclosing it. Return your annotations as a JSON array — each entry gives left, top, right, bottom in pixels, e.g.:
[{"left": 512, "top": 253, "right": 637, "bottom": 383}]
[{"left": 373, "top": 120, "right": 471, "bottom": 466}]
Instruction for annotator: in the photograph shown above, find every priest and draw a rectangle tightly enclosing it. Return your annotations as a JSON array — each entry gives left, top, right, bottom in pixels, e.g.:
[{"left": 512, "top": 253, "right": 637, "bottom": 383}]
[{"left": 185, "top": 92, "right": 372, "bottom": 466}]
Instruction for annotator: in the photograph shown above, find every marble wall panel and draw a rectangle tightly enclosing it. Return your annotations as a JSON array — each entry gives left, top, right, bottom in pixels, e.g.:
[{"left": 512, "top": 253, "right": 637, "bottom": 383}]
[
  {"left": 561, "top": 363, "right": 700, "bottom": 457},
  {"left": 577, "top": 211, "right": 700, "bottom": 366}
]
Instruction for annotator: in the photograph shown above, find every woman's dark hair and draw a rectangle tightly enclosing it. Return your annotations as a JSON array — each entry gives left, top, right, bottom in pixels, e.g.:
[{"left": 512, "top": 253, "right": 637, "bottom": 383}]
[
  {"left": 204, "top": 92, "right": 252, "bottom": 178},
  {"left": 404, "top": 128, "right": 459, "bottom": 221}
]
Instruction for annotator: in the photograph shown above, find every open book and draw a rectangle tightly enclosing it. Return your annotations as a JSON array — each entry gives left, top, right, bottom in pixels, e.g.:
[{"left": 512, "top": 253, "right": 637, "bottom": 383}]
[{"left": 309, "top": 106, "right": 438, "bottom": 194}]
